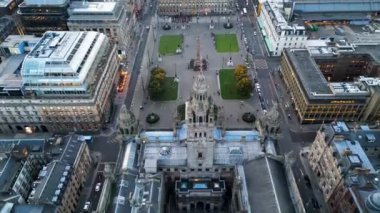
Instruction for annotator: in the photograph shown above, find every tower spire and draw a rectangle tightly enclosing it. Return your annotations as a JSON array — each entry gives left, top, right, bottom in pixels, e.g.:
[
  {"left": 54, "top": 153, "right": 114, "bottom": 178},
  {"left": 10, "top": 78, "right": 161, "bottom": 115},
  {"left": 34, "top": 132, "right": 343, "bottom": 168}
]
[{"left": 194, "top": 35, "right": 204, "bottom": 73}]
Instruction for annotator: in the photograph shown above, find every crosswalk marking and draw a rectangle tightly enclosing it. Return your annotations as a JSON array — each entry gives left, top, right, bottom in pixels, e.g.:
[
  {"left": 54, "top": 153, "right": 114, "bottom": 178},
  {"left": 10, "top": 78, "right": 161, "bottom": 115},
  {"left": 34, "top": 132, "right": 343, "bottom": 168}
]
[{"left": 254, "top": 59, "right": 268, "bottom": 70}]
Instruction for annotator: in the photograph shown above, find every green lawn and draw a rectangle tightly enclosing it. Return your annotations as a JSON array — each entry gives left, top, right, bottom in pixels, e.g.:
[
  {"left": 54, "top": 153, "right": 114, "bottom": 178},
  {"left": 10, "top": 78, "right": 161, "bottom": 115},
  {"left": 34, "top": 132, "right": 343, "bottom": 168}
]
[
  {"left": 159, "top": 35, "right": 183, "bottom": 55},
  {"left": 215, "top": 34, "right": 239, "bottom": 53},
  {"left": 219, "top": 69, "right": 250, "bottom": 100},
  {"left": 151, "top": 77, "right": 178, "bottom": 101}
]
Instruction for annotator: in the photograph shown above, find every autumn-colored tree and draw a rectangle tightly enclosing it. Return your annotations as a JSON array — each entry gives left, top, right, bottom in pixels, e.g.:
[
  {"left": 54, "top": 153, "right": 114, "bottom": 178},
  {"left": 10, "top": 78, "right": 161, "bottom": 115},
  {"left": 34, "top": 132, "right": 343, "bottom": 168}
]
[
  {"left": 149, "top": 67, "right": 167, "bottom": 98},
  {"left": 234, "top": 64, "right": 248, "bottom": 81},
  {"left": 153, "top": 71, "right": 165, "bottom": 82},
  {"left": 236, "top": 76, "right": 252, "bottom": 95},
  {"left": 151, "top": 67, "right": 166, "bottom": 77}
]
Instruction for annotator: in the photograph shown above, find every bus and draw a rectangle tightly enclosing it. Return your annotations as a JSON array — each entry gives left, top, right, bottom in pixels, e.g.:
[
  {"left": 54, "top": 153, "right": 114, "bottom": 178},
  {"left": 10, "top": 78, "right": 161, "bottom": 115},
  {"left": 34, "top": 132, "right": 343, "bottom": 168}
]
[{"left": 243, "top": 8, "right": 247, "bottom": 14}]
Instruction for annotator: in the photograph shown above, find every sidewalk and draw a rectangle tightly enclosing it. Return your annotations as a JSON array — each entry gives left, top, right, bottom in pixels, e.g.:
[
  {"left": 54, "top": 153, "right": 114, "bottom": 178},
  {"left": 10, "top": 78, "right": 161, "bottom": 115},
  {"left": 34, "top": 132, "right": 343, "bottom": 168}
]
[{"left": 97, "top": 24, "right": 144, "bottom": 137}]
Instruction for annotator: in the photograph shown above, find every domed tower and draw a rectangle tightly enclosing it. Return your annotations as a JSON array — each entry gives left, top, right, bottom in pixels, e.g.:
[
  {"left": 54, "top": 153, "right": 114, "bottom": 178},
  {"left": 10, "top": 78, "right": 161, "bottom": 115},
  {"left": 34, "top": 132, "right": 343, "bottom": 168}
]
[
  {"left": 186, "top": 36, "right": 215, "bottom": 169},
  {"left": 366, "top": 191, "right": 380, "bottom": 212}
]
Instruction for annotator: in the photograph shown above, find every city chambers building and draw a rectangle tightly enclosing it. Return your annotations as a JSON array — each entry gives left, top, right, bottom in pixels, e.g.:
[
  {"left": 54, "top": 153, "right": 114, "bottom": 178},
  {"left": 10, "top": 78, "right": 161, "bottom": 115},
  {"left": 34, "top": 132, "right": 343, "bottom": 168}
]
[
  {"left": 281, "top": 43, "right": 380, "bottom": 124},
  {"left": 0, "top": 31, "right": 119, "bottom": 133},
  {"left": 158, "top": 0, "right": 234, "bottom": 17}
]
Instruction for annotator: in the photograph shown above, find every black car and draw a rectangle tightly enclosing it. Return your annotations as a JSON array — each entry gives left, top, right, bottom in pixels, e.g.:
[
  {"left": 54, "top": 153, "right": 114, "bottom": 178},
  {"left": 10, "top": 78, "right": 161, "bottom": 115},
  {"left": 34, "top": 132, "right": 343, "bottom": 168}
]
[
  {"left": 261, "top": 102, "right": 266, "bottom": 110},
  {"left": 304, "top": 175, "right": 311, "bottom": 188},
  {"left": 311, "top": 198, "right": 320, "bottom": 209}
]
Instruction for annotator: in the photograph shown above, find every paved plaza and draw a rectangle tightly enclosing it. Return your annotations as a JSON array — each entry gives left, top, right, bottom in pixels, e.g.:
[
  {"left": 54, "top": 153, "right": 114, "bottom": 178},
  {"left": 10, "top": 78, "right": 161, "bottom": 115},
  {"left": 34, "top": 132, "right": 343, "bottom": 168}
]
[{"left": 138, "top": 21, "right": 260, "bottom": 130}]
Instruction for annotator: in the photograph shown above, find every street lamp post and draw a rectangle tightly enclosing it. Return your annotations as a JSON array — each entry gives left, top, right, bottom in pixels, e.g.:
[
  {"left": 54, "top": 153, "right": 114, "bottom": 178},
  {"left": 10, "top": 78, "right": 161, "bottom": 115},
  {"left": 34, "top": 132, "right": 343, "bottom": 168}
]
[{"left": 175, "top": 63, "right": 177, "bottom": 77}]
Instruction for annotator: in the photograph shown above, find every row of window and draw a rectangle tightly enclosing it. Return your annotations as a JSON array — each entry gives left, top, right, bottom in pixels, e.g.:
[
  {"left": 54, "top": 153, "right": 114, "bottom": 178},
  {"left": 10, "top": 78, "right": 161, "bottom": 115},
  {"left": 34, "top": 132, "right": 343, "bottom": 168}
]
[{"left": 158, "top": 167, "right": 233, "bottom": 173}]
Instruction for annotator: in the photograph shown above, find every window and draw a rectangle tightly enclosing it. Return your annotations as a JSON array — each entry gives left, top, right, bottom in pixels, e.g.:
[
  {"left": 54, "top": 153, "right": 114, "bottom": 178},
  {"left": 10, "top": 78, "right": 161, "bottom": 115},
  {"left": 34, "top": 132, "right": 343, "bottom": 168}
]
[{"left": 198, "top": 152, "right": 203, "bottom": 159}]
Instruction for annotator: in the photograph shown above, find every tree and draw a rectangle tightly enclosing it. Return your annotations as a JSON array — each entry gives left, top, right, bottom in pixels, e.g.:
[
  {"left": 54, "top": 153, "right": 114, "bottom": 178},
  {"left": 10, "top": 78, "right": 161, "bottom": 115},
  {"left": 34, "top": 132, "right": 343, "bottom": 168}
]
[
  {"left": 153, "top": 71, "right": 165, "bottom": 82},
  {"left": 236, "top": 76, "right": 252, "bottom": 95},
  {"left": 234, "top": 64, "right": 248, "bottom": 81},
  {"left": 151, "top": 67, "right": 166, "bottom": 77},
  {"left": 148, "top": 79, "right": 162, "bottom": 98},
  {"left": 149, "top": 67, "right": 167, "bottom": 98}
]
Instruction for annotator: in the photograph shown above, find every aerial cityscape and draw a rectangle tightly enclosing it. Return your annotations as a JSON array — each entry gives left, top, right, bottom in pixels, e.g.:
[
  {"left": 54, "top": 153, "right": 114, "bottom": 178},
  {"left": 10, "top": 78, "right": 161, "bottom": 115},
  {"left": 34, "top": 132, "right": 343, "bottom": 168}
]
[{"left": 1, "top": 0, "right": 380, "bottom": 212}]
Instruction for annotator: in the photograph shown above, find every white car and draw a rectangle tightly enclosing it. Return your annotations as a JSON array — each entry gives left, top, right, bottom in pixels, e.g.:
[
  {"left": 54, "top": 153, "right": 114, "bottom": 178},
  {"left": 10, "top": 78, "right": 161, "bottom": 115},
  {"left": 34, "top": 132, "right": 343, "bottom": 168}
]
[
  {"left": 95, "top": 182, "right": 102, "bottom": 192},
  {"left": 254, "top": 31, "right": 257, "bottom": 36},
  {"left": 83, "top": 201, "right": 91, "bottom": 212},
  {"left": 255, "top": 83, "right": 260, "bottom": 88}
]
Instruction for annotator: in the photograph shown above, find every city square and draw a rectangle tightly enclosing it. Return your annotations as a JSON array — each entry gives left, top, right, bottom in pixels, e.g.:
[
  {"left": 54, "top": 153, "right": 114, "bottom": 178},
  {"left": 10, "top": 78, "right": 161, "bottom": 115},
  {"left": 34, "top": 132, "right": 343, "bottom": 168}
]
[{"left": 136, "top": 19, "right": 260, "bottom": 130}]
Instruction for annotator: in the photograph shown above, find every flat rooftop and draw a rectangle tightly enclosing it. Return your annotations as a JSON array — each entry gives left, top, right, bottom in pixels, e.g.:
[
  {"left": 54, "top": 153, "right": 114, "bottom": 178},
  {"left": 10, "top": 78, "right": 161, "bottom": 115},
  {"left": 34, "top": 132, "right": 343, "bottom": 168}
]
[
  {"left": 22, "top": 0, "right": 69, "bottom": 6},
  {"left": 0, "top": 35, "right": 39, "bottom": 48},
  {"left": 21, "top": 31, "right": 106, "bottom": 84},
  {"left": 176, "top": 178, "right": 225, "bottom": 193},
  {"left": 143, "top": 143, "right": 188, "bottom": 167},
  {"left": 286, "top": 49, "right": 332, "bottom": 96},
  {"left": 334, "top": 140, "right": 375, "bottom": 174},
  {"left": 69, "top": 2, "right": 116, "bottom": 13},
  {"left": 307, "top": 24, "right": 380, "bottom": 46},
  {"left": 296, "top": 12, "right": 370, "bottom": 22},
  {"left": 0, "top": 54, "right": 25, "bottom": 89},
  {"left": 285, "top": 49, "right": 371, "bottom": 100}
]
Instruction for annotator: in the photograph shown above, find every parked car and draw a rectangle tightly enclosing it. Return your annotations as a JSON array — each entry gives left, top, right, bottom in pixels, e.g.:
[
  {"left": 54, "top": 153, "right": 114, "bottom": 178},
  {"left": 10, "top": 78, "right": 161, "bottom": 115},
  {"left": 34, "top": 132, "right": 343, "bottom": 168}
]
[
  {"left": 311, "top": 198, "right": 320, "bottom": 209},
  {"left": 83, "top": 201, "right": 91, "bottom": 212},
  {"left": 304, "top": 175, "right": 311, "bottom": 188},
  {"left": 95, "top": 182, "right": 102, "bottom": 192}
]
